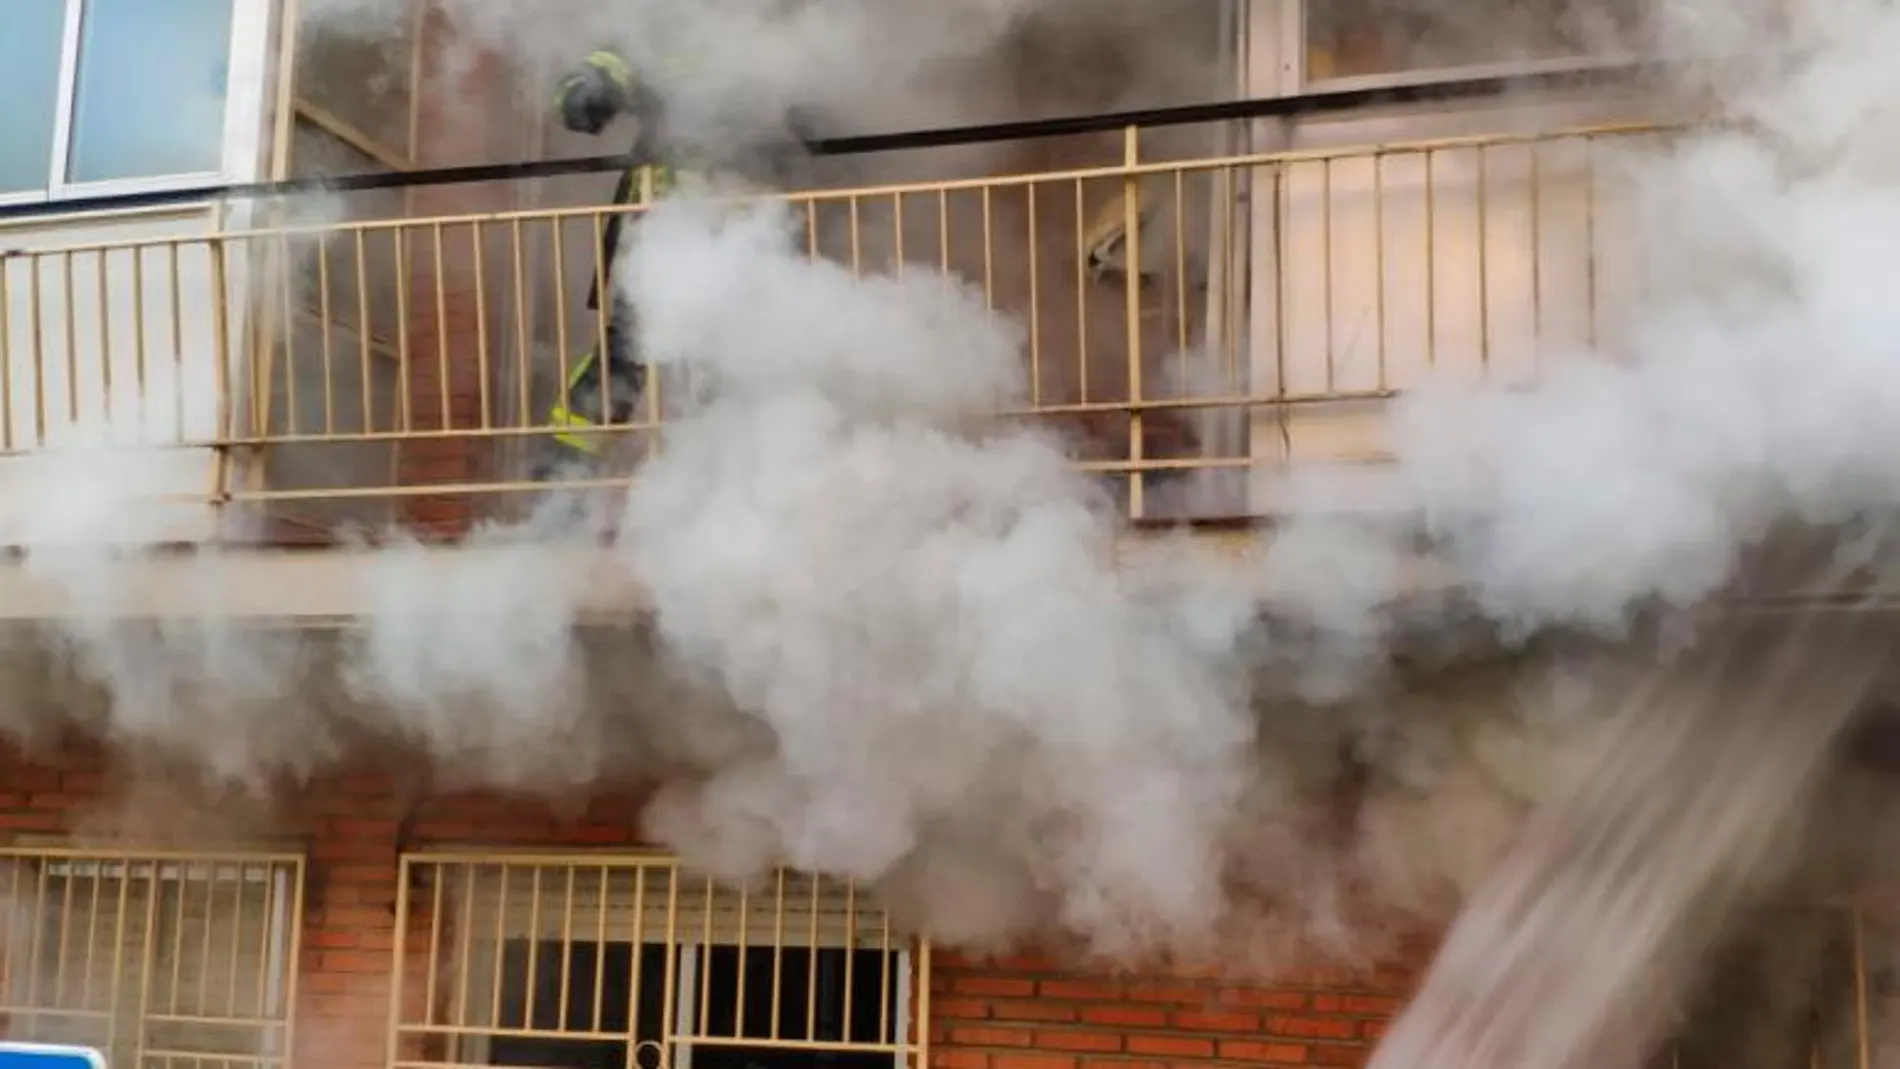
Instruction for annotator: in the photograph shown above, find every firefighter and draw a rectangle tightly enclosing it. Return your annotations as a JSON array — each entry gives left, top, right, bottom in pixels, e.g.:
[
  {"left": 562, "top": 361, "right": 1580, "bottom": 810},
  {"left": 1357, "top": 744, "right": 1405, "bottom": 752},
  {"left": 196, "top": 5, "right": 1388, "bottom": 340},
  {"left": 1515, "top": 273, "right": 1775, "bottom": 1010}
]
[
  {"left": 543, "top": 49, "right": 822, "bottom": 468},
  {"left": 544, "top": 49, "right": 673, "bottom": 464}
]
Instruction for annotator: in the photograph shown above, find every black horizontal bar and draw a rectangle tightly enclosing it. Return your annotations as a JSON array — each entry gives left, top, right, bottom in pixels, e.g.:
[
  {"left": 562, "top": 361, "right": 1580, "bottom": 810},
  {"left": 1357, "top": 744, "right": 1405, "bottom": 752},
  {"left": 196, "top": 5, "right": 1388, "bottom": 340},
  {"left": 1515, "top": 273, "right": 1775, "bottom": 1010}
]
[{"left": 0, "top": 59, "right": 1659, "bottom": 223}]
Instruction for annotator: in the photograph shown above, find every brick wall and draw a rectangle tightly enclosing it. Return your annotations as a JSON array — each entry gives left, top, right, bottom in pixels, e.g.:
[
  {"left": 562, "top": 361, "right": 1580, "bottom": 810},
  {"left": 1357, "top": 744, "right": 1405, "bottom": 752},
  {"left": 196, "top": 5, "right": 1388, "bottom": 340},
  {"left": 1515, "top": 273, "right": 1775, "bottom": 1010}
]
[
  {"left": 929, "top": 955, "right": 1412, "bottom": 1069},
  {"left": 0, "top": 740, "right": 1421, "bottom": 1069}
]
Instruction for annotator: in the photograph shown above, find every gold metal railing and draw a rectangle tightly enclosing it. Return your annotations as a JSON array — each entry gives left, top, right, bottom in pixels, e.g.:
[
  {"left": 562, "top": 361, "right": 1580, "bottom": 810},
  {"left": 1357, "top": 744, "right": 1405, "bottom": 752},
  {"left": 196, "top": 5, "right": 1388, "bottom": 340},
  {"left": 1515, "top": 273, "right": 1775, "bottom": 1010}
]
[
  {"left": 388, "top": 852, "right": 925, "bottom": 1069},
  {"left": 0, "top": 122, "right": 1676, "bottom": 538},
  {"left": 0, "top": 846, "right": 305, "bottom": 1069}
]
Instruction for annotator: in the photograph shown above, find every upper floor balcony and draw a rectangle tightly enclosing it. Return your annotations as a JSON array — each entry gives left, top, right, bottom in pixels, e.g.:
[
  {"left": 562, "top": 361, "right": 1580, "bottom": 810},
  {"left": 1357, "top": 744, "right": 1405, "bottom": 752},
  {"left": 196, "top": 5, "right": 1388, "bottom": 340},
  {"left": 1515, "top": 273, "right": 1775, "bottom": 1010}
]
[
  {"left": 0, "top": 117, "right": 1675, "bottom": 530},
  {"left": 0, "top": 0, "right": 1716, "bottom": 618}
]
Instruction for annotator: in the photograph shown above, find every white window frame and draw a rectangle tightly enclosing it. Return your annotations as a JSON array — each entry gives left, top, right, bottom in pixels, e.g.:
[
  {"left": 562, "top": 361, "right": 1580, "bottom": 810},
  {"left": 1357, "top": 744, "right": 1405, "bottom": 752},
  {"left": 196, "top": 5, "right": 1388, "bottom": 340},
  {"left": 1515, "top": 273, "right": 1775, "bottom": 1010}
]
[
  {"left": 1277, "top": 0, "right": 1641, "bottom": 96},
  {"left": 0, "top": 0, "right": 274, "bottom": 210}
]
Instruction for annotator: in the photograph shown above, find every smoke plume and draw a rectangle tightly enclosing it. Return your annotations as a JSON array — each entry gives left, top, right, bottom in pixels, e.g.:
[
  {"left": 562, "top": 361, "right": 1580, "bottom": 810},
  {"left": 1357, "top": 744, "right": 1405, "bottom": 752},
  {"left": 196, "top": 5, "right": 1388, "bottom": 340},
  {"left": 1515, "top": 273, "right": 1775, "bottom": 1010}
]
[{"left": 10, "top": 0, "right": 1900, "bottom": 1004}]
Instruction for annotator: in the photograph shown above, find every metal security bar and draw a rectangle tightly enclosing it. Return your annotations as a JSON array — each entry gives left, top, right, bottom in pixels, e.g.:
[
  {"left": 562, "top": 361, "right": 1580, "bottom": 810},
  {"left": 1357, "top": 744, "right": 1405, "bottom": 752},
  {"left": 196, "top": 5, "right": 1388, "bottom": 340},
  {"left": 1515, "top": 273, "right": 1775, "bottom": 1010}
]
[
  {"left": 0, "top": 121, "right": 1675, "bottom": 536},
  {"left": 1656, "top": 905, "right": 1886, "bottom": 1069},
  {"left": 388, "top": 853, "right": 926, "bottom": 1069},
  {"left": 0, "top": 846, "right": 305, "bottom": 1069}
]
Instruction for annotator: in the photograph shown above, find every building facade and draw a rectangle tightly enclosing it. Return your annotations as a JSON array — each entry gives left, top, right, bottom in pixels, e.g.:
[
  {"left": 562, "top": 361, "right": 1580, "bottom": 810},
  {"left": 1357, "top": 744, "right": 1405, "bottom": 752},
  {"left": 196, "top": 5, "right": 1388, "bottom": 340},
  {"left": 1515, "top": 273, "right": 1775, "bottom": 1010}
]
[{"left": 0, "top": 5, "right": 1857, "bottom": 1069}]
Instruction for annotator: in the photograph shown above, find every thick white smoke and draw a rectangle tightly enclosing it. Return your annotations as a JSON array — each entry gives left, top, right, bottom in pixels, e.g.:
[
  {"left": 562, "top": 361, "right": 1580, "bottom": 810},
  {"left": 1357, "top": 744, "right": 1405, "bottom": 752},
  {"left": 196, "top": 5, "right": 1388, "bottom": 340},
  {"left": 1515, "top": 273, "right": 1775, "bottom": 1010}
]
[
  {"left": 606, "top": 200, "right": 1260, "bottom": 956},
  {"left": 1267, "top": 0, "right": 1900, "bottom": 640},
  {"left": 15, "top": 0, "right": 1900, "bottom": 989}
]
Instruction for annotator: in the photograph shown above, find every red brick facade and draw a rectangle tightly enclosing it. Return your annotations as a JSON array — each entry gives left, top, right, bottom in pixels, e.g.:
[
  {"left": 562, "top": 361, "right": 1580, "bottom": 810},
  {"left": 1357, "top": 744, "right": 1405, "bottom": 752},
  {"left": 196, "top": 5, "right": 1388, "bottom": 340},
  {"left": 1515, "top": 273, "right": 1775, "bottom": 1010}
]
[
  {"left": 0, "top": 739, "right": 1421, "bottom": 1069},
  {"left": 929, "top": 955, "right": 1405, "bottom": 1069}
]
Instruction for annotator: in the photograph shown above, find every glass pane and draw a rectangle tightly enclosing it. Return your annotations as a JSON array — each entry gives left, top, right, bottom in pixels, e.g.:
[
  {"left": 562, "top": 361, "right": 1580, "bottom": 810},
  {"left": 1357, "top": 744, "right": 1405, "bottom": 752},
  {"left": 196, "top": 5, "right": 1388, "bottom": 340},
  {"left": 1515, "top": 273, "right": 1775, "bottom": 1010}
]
[
  {"left": 0, "top": 0, "right": 67, "bottom": 195},
  {"left": 1306, "top": 0, "right": 1643, "bottom": 81},
  {"left": 67, "top": 0, "right": 234, "bottom": 184}
]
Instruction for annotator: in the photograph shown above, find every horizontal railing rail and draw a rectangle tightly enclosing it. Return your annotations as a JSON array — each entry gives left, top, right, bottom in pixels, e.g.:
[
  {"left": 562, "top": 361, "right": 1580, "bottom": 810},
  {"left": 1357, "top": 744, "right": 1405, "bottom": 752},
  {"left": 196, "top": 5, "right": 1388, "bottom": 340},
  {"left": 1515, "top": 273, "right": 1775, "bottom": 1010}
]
[{"left": 0, "top": 59, "right": 1663, "bottom": 224}]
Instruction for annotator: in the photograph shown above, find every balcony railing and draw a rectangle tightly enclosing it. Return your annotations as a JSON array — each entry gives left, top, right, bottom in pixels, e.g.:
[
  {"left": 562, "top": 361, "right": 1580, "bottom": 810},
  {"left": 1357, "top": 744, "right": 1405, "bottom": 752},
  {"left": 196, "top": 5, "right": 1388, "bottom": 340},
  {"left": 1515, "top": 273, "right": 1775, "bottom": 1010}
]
[{"left": 0, "top": 121, "right": 1674, "bottom": 544}]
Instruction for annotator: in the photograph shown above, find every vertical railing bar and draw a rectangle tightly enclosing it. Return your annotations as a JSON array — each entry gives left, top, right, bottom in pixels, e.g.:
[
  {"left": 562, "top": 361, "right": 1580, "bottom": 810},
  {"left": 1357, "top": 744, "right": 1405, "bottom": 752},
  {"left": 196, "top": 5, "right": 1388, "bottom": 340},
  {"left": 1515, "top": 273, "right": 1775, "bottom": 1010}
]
[
  {"left": 1528, "top": 140, "right": 1544, "bottom": 355},
  {"left": 1424, "top": 150, "right": 1438, "bottom": 371},
  {"left": 131, "top": 246, "right": 148, "bottom": 420},
  {"left": 354, "top": 232, "right": 374, "bottom": 434},
  {"left": 431, "top": 222, "right": 451, "bottom": 431},
  {"left": 841, "top": 880, "right": 858, "bottom": 1043},
  {"left": 454, "top": 864, "right": 476, "bottom": 1030},
  {"left": 0, "top": 257, "right": 15, "bottom": 450},
  {"left": 394, "top": 230, "right": 413, "bottom": 431},
  {"left": 980, "top": 188, "right": 994, "bottom": 309},
  {"left": 490, "top": 863, "right": 510, "bottom": 1030},
  {"left": 891, "top": 191, "right": 906, "bottom": 281},
  {"left": 167, "top": 243, "right": 184, "bottom": 441},
  {"left": 1173, "top": 168, "right": 1189, "bottom": 380},
  {"left": 317, "top": 235, "right": 337, "bottom": 436},
  {"left": 385, "top": 856, "right": 414, "bottom": 1069},
  {"left": 805, "top": 875, "right": 819, "bottom": 1041},
  {"left": 698, "top": 877, "right": 714, "bottom": 1038},
  {"left": 511, "top": 219, "right": 532, "bottom": 431},
  {"left": 471, "top": 222, "right": 494, "bottom": 431},
  {"left": 1026, "top": 183, "right": 1042, "bottom": 405},
  {"left": 734, "top": 881, "right": 752, "bottom": 1041},
  {"left": 29, "top": 254, "right": 48, "bottom": 446},
  {"left": 1584, "top": 134, "right": 1601, "bottom": 351},
  {"left": 1073, "top": 180, "right": 1089, "bottom": 403},
  {"left": 850, "top": 197, "right": 864, "bottom": 278},
  {"left": 278, "top": 235, "right": 299, "bottom": 437},
  {"left": 423, "top": 861, "right": 445, "bottom": 1027},
  {"left": 281, "top": 860, "right": 307, "bottom": 1069},
  {"left": 1321, "top": 156, "right": 1335, "bottom": 395},
  {"left": 132, "top": 860, "right": 162, "bottom": 1069},
  {"left": 523, "top": 866, "right": 543, "bottom": 1032},
  {"left": 94, "top": 251, "right": 113, "bottom": 423},
  {"left": 625, "top": 866, "right": 649, "bottom": 1069},
  {"left": 62, "top": 252, "right": 79, "bottom": 424},
  {"left": 591, "top": 865, "right": 608, "bottom": 1035},
  {"left": 1373, "top": 151, "right": 1388, "bottom": 392},
  {"left": 551, "top": 220, "right": 573, "bottom": 442},
  {"left": 1476, "top": 143, "right": 1491, "bottom": 373},
  {"left": 1122, "top": 126, "right": 1146, "bottom": 520},
  {"left": 106, "top": 859, "right": 133, "bottom": 1059},
  {"left": 591, "top": 212, "right": 611, "bottom": 440},
  {"left": 558, "top": 865, "right": 577, "bottom": 1033}
]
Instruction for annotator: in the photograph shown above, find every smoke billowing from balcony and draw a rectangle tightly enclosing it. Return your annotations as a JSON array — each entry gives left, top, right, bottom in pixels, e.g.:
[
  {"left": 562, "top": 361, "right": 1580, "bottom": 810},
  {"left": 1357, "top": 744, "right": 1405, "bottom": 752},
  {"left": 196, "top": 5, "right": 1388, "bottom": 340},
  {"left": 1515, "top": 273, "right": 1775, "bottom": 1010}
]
[{"left": 10, "top": 0, "right": 1900, "bottom": 1021}]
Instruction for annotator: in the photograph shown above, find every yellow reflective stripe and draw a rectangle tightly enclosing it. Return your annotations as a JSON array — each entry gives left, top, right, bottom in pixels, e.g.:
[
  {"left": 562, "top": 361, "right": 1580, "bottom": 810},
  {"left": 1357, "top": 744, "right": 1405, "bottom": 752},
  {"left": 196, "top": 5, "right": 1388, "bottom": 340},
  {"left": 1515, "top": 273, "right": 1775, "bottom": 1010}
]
[
  {"left": 626, "top": 165, "right": 680, "bottom": 204},
  {"left": 586, "top": 50, "right": 634, "bottom": 88},
  {"left": 554, "top": 433, "right": 602, "bottom": 455},
  {"left": 565, "top": 350, "right": 598, "bottom": 389},
  {"left": 548, "top": 405, "right": 604, "bottom": 455},
  {"left": 549, "top": 403, "right": 593, "bottom": 429}
]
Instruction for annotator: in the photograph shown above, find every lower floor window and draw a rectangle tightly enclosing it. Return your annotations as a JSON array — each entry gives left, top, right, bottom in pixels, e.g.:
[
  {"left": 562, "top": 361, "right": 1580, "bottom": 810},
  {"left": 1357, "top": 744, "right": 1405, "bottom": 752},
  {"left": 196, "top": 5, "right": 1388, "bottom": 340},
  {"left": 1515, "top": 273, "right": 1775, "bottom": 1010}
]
[
  {"left": 392, "top": 856, "right": 924, "bottom": 1069},
  {"left": 0, "top": 847, "right": 302, "bottom": 1069}
]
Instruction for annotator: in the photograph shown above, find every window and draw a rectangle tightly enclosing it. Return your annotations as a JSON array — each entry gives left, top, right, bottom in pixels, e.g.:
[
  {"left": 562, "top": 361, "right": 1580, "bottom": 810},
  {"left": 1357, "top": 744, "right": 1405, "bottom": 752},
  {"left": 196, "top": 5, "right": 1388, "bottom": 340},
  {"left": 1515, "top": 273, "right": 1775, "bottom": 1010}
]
[
  {"left": 392, "top": 856, "right": 926, "bottom": 1069},
  {"left": 0, "top": 0, "right": 238, "bottom": 203},
  {"left": 0, "top": 848, "right": 303, "bottom": 1069},
  {"left": 1303, "top": 0, "right": 1644, "bottom": 85}
]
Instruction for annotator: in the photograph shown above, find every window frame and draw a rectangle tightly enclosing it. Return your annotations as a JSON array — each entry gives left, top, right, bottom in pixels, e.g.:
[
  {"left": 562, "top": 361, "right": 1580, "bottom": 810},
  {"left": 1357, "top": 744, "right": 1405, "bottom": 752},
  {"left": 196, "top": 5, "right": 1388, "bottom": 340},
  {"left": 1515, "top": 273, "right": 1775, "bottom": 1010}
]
[
  {"left": 0, "top": 0, "right": 269, "bottom": 210},
  {"left": 1274, "top": 0, "right": 1642, "bottom": 96},
  {"left": 391, "top": 853, "right": 931, "bottom": 1069},
  {"left": 38, "top": 856, "right": 301, "bottom": 1032},
  {"left": 0, "top": 846, "right": 306, "bottom": 1067}
]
